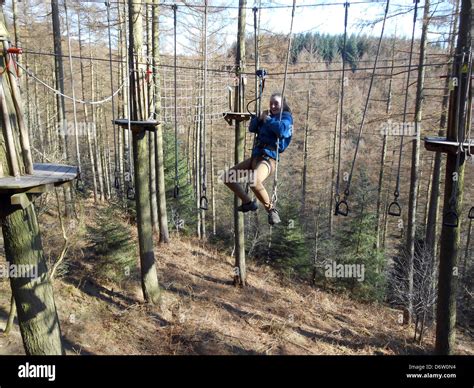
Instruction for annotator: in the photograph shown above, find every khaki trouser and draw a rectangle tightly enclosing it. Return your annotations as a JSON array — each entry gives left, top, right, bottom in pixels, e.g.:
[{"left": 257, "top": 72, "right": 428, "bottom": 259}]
[{"left": 224, "top": 156, "right": 276, "bottom": 212}]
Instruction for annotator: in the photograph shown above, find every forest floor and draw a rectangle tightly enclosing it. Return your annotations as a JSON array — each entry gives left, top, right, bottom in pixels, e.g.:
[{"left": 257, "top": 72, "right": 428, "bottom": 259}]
[{"left": 0, "top": 200, "right": 472, "bottom": 355}]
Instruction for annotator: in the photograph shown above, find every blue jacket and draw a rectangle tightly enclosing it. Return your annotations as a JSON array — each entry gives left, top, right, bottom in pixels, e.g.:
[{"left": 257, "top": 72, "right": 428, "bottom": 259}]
[{"left": 249, "top": 111, "right": 293, "bottom": 160}]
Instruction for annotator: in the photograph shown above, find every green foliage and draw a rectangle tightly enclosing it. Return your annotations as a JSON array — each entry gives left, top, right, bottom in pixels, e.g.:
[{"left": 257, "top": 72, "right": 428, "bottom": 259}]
[
  {"left": 246, "top": 188, "right": 311, "bottom": 279},
  {"left": 323, "top": 168, "right": 386, "bottom": 301},
  {"left": 162, "top": 124, "right": 198, "bottom": 236},
  {"left": 87, "top": 204, "right": 138, "bottom": 284},
  {"left": 270, "top": 205, "right": 310, "bottom": 278},
  {"left": 290, "top": 32, "right": 369, "bottom": 70}
]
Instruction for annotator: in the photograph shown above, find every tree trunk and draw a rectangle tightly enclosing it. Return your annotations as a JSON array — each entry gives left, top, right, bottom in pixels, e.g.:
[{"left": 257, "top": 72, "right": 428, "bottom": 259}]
[
  {"left": 63, "top": 2, "right": 81, "bottom": 176},
  {"left": 51, "top": 0, "right": 68, "bottom": 161},
  {"left": 328, "top": 78, "right": 341, "bottom": 237},
  {"left": 426, "top": 0, "right": 459, "bottom": 267},
  {"left": 376, "top": 134, "right": 388, "bottom": 250},
  {"left": 376, "top": 40, "right": 395, "bottom": 250},
  {"left": 1, "top": 206, "right": 65, "bottom": 354},
  {"left": 405, "top": 0, "right": 430, "bottom": 323},
  {"left": 33, "top": 58, "right": 44, "bottom": 163},
  {"left": 0, "top": 7, "right": 64, "bottom": 353},
  {"left": 435, "top": 0, "right": 470, "bottom": 355},
  {"left": 77, "top": 13, "right": 98, "bottom": 201},
  {"left": 200, "top": 2, "right": 209, "bottom": 240},
  {"left": 301, "top": 90, "right": 310, "bottom": 216},
  {"left": 312, "top": 211, "right": 320, "bottom": 286},
  {"left": 91, "top": 61, "right": 105, "bottom": 202},
  {"left": 129, "top": 0, "right": 161, "bottom": 304},
  {"left": 146, "top": 6, "right": 158, "bottom": 232},
  {"left": 233, "top": 0, "right": 247, "bottom": 287},
  {"left": 195, "top": 103, "right": 201, "bottom": 238},
  {"left": 210, "top": 116, "right": 217, "bottom": 235},
  {"left": 4, "top": 295, "right": 16, "bottom": 335}
]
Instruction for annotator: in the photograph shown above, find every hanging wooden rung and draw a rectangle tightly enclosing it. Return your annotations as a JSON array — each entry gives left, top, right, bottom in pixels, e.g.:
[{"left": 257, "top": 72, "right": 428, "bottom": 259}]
[
  {"left": 114, "top": 119, "right": 159, "bottom": 133},
  {"left": 223, "top": 112, "right": 252, "bottom": 126},
  {"left": 424, "top": 137, "right": 474, "bottom": 154}
]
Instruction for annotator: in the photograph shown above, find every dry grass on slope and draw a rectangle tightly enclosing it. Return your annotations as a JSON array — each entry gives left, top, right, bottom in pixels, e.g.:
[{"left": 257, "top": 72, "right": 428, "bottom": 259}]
[{"left": 0, "top": 207, "right": 472, "bottom": 355}]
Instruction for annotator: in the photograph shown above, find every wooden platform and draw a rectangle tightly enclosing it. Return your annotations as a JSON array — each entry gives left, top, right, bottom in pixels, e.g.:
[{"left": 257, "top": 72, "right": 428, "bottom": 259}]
[
  {"left": 223, "top": 112, "right": 252, "bottom": 126},
  {"left": 0, "top": 163, "right": 78, "bottom": 194},
  {"left": 114, "top": 119, "right": 159, "bottom": 132},
  {"left": 424, "top": 137, "right": 474, "bottom": 154}
]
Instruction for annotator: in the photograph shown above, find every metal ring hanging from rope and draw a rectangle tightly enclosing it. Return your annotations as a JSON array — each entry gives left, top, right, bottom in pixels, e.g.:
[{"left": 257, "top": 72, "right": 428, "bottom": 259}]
[
  {"left": 200, "top": 194, "right": 209, "bottom": 211},
  {"left": 388, "top": 0, "right": 419, "bottom": 217},
  {"left": 337, "top": 0, "right": 391, "bottom": 216},
  {"left": 114, "top": 174, "right": 120, "bottom": 190},
  {"left": 127, "top": 186, "right": 136, "bottom": 201},
  {"left": 334, "top": 1, "right": 350, "bottom": 217},
  {"left": 335, "top": 198, "right": 349, "bottom": 217},
  {"left": 444, "top": 210, "right": 459, "bottom": 228},
  {"left": 76, "top": 175, "right": 85, "bottom": 193},
  {"left": 468, "top": 207, "right": 474, "bottom": 220},
  {"left": 387, "top": 197, "right": 402, "bottom": 217},
  {"left": 173, "top": 185, "right": 180, "bottom": 199}
]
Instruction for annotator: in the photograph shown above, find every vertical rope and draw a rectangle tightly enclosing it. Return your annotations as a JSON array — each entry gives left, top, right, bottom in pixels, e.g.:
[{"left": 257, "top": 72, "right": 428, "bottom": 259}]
[
  {"left": 271, "top": 0, "right": 296, "bottom": 206},
  {"left": 392, "top": 0, "right": 419, "bottom": 205},
  {"left": 343, "top": 0, "right": 391, "bottom": 198},
  {"left": 334, "top": 1, "right": 349, "bottom": 209}
]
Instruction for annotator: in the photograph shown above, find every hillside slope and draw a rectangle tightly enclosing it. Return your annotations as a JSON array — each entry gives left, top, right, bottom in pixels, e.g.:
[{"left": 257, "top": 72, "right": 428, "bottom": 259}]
[{"left": 0, "top": 229, "right": 472, "bottom": 355}]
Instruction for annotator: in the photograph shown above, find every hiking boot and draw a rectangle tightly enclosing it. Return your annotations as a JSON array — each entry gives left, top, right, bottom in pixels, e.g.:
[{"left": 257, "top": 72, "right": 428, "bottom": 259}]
[
  {"left": 268, "top": 208, "right": 281, "bottom": 225},
  {"left": 237, "top": 200, "right": 258, "bottom": 213}
]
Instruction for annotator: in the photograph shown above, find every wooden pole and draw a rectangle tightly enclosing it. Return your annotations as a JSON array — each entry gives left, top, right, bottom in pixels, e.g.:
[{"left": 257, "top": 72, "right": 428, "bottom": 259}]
[
  {"left": 233, "top": 0, "right": 247, "bottom": 287},
  {"left": 435, "top": 0, "right": 471, "bottom": 355},
  {"left": 129, "top": 0, "right": 160, "bottom": 304},
  {"left": 406, "top": 0, "right": 430, "bottom": 323},
  {"left": 3, "top": 40, "right": 33, "bottom": 174},
  {"left": 301, "top": 90, "right": 310, "bottom": 215},
  {"left": 0, "top": 6, "right": 64, "bottom": 355}
]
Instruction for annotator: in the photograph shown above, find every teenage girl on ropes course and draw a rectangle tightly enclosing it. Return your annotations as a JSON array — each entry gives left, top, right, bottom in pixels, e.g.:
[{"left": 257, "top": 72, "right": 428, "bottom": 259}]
[{"left": 224, "top": 92, "right": 293, "bottom": 225}]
